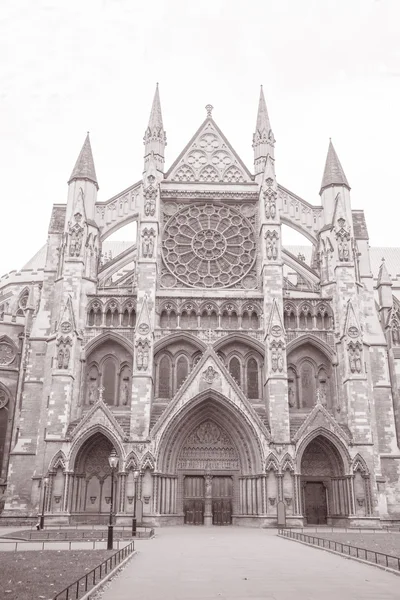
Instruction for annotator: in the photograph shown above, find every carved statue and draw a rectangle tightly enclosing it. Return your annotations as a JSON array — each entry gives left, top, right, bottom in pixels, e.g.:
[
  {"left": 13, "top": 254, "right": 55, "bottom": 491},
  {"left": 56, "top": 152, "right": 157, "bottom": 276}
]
[
  {"left": 277, "top": 347, "right": 284, "bottom": 372},
  {"left": 57, "top": 348, "right": 64, "bottom": 369},
  {"left": 137, "top": 347, "right": 144, "bottom": 370},
  {"left": 142, "top": 229, "right": 155, "bottom": 258},
  {"left": 338, "top": 241, "right": 344, "bottom": 261},
  {"left": 354, "top": 347, "right": 362, "bottom": 373},
  {"left": 142, "top": 346, "right": 149, "bottom": 370},
  {"left": 265, "top": 198, "right": 276, "bottom": 220},
  {"left": 205, "top": 475, "right": 213, "bottom": 496},
  {"left": 349, "top": 348, "right": 356, "bottom": 373},
  {"left": 121, "top": 378, "right": 130, "bottom": 405},
  {"left": 271, "top": 349, "right": 278, "bottom": 372},
  {"left": 343, "top": 242, "right": 350, "bottom": 262},
  {"left": 272, "top": 239, "right": 278, "bottom": 260},
  {"left": 63, "top": 347, "right": 70, "bottom": 369},
  {"left": 88, "top": 380, "right": 97, "bottom": 404},
  {"left": 266, "top": 240, "right": 273, "bottom": 260}
]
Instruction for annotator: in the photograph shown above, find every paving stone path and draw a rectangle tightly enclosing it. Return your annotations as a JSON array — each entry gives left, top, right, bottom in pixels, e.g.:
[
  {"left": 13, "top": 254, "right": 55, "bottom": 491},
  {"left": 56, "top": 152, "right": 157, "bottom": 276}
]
[{"left": 100, "top": 527, "right": 400, "bottom": 600}]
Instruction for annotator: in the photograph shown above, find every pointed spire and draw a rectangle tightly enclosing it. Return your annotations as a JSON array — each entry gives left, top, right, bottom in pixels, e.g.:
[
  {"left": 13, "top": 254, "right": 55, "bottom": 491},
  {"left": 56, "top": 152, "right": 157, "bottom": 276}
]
[
  {"left": 253, "top": 86, "right": 275, "bottom": 177},
  {"left": 255, "top": 86, "right": 271, "bottom": 135},
  {"left": 144, "top": 84, "right": 167, "bottom": 174},
  {"left": 148, "top": 83, "right": 164, "bottom": 131},
  {"left": 68, "top": 133, "right": 98, "bottom": 189},
  {"left": 377, "top": 258, "right": 392, "bottom": 287},
  {"left": 320, "top": 140, "right": 350, "bottom": 194}
]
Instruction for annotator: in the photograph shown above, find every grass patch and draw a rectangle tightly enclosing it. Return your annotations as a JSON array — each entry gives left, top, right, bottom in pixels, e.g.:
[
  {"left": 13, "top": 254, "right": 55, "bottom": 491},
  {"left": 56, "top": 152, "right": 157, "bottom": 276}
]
[
  {"left": 0, "top": 549, "right": 113, "bottom": 600},
  {"left": 1, "top": 529, "right": 132, "bottom": 541}
]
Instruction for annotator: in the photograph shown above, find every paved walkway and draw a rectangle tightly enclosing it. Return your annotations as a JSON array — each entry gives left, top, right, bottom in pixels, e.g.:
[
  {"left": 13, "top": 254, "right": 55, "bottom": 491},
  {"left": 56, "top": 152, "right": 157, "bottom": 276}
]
[{"left": 101, "top": 527, "right": 400, "bottom": 600}]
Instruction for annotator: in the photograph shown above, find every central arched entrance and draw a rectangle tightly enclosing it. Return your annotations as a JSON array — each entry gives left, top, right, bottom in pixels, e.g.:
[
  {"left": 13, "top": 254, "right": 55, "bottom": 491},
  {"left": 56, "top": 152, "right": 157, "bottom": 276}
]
[
  {"left": 179, "top": 419, "right": 239, "bottom": 525},
  {"left": 155, "top": 392, "right": 264, "bottom": 526},
  {"left": 300, "top": 434, "right": 349, "bottom": 525}
]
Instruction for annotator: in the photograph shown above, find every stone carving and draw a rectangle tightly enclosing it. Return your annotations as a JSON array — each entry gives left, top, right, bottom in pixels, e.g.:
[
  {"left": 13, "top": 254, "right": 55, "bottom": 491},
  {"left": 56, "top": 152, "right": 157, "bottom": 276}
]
[
  {"left": 271, "top": 325, "right": 282, "bottom": 337},
  {"left": 336, "top": 217, "right": 351, "bottom": 262},
  {"left": 162, "top": 203, "right": 256, "bottom": 288},
  {"left": 61, "top": 321, "right": 72, "bottom": 334},
  {"left": 98, "top": 385, "right": 105, "bottom": 402},
  {"left": 144, "top": 181, "right": 157, "bottom": 216},
  {"left": 0, "top": 342, "right": 16, "bottom": 366},
  {"left": 270, "top": 341, "right": 284, "bottom": 373},
  {"left": 0, "top": 388, "right": 9, "bottom": 409},
  {"left": 263, "top": 178, "right": 277, "bottom": 220},
  {"left": 356, "top": 497, "right": 365, "bottom": 507},
  {"left": 178, "top": 420, "right": 239, "bottom": 470},
  {"left": 268, "top": 497, "right": 276, "bottom": 506},
  {"left": 348, "top": 326, "right": 359, "bottom": 338},
  {"left": 202, "top": 366, "right": 219, "bottom": 384},
  {"left": 55, "top": 337, "right": 72, "bottom": 370},
  {"left": 141, "top": 228, "right": 155, "bottom": 258},
  {"left": 205, "top": 474, "right": 213, "bottom": 495},
  {"left": 88, "top": 380, "right": 97, "bottom": 404},
  {"left": 284, "top": 497, "right": 292, "bottom": 507},
  {"left": 120, "top": 377, "right": 130, "bottom": 405},
  {"left": 265, "top": 230, "right": 279, "bottom": 261},
  {"left": 196, "top": 421, "right": 221, "bottom": 444},
  {"left": 348, "top": 342, "right": 363, "bottom": 374},
  {"left": 135, "top": 338, "right": 150, "bottom": 371},
  {"left": 316, "top": 386, "right": 327, "bottom": 407},
  {"left": 69, "top": 213, "right": 84, "bottom": 257}
]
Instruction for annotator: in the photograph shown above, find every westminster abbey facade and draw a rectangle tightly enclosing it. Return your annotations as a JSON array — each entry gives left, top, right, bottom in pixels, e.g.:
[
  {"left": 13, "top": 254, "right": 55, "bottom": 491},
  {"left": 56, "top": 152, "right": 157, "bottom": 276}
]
[{"left": 0, "top": 87, "right": 399, "bottom": 527}]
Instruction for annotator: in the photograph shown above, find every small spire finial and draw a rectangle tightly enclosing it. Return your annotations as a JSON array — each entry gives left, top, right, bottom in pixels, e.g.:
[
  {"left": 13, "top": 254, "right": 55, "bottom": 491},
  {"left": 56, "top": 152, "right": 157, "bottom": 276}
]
[{"left": 205, "top": 104, "right": 214, "bottom": 118}]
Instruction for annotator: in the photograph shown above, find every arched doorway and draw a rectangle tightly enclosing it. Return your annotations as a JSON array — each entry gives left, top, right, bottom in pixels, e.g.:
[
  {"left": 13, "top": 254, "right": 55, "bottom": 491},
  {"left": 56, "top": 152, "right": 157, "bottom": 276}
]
[
  {"left": 179, "top": 419, "right": 239, "bottom": 525},
  {"left": 71, "top": 433, "right": 119, "bottom": 521},
  {"left": 155, "top": 392, "right": 264, "bottom": 526},
  {"left": 300, "top": 435, "right": 349, "bottom": 525}
]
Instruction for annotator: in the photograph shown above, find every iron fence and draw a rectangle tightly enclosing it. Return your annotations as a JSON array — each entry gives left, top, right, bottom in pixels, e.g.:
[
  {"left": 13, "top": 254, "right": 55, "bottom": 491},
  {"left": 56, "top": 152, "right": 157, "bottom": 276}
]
[
  {"left": 53, "top": 541, "right": 135, "bottom": 600},
  {"left": 278, "top": 529, "right": 400, "bottom": 571}
]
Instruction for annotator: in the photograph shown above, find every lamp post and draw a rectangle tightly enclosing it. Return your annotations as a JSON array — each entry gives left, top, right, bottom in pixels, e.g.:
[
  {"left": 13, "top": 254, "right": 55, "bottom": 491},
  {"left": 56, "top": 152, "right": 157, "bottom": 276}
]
[
  {"left": 107, "top": 448, "right": 119, "bottom": 550},
  {"left": 132, "top": 470, "right": 140, "bottom": 537},
  {"left": 39, "top": 476, "right": 49, "bottom": 530}
]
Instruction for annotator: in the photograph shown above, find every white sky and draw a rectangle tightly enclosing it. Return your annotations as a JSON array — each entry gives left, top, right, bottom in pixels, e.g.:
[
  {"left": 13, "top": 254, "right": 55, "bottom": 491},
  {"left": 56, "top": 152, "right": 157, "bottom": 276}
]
[{"left": 1, "top": 0, "right": 399, "bottom": 276}]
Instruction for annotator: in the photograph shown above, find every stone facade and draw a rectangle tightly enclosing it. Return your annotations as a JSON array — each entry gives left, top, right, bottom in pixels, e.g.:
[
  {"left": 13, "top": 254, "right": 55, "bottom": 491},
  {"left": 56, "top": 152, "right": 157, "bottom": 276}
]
[{"left": 0, "top": 86, "right": 399, "bottom": 527}]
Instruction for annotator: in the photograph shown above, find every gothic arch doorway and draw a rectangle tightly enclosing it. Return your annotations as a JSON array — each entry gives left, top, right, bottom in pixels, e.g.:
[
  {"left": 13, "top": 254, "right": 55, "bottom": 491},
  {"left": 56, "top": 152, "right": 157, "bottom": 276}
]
[
  {"left": 155, "top": 393, "right": 264, "bottom": 525},
  {"left": 300, "top": 435, "right": 349, "bottom": 525},
  {"left": 71, "top": 433, "right": 119, "bottom": 521}
]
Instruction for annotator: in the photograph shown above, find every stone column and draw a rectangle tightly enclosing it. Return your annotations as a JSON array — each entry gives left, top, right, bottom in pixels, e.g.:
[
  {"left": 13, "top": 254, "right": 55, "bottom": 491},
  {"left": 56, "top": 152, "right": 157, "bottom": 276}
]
[
  {"left": 62, "top": 472, "right": 71, "bottom": 513},
  {"left": 118, "top": 472, "right": 127, "bottom": 513},
  {"left": 204, "top": 475, "right": 213, "bottom": 526}
]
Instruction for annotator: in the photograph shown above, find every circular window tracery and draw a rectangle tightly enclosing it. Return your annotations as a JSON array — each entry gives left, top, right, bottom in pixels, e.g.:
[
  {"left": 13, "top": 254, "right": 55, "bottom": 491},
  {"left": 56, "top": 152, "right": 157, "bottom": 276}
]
[{"left": 162, "top": 203, "right": 256, "bottom": 288}]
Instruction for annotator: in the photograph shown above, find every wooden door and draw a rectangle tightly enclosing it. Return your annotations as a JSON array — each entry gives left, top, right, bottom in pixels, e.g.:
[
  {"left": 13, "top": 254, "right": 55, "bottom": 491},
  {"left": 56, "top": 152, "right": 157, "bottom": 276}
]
[
  {"left": 183, "top": 477, "right": 204, "bottom": 525},
  {"left": 212, "top": 477, "right": 232, "bottom": 525},
  {"left": 304, "top": 482, "right": 327, "bottom": 524}
]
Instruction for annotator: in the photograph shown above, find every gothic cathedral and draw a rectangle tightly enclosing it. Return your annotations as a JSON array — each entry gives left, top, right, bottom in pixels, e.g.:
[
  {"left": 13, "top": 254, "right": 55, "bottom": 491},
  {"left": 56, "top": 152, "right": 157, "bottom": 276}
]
[{"left": 0, "top": 86, "right": 399, "bottom": 527}]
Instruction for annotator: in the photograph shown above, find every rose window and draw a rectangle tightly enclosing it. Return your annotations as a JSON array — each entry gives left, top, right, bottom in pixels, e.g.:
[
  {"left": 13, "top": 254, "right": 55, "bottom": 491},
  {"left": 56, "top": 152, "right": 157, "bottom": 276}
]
[{"left": 162, "top": 203, "right": 256, "bottom": 288}]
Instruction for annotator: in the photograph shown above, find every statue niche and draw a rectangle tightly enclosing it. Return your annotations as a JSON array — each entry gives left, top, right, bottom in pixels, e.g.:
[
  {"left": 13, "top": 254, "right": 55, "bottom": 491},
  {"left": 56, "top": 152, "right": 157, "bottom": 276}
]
[{"left": 84, "top": 340, "right": 132, "bottom": 407}]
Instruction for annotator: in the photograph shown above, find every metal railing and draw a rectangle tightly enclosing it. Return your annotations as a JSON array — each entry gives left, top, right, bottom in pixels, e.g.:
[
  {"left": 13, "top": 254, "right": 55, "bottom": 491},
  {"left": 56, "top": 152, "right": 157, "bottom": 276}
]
[
  {"left": 53, "top": 541, "right": 135, "bottom": 600},
  {"left": 278, "top": 529, "right": 400, "bottom": 571}
]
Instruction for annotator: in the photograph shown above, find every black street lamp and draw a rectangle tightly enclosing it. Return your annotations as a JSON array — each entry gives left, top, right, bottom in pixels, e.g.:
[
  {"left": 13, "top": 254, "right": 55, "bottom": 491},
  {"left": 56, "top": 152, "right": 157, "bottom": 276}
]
[
  {"left": 39, "top": 476, "right": 49, "bottom": 530},
  {"left": 132, "top": 469, "right": 140, "bottom": 537},
  {"left": 107, "top": 448, "right": 119, "bottom": 550}
]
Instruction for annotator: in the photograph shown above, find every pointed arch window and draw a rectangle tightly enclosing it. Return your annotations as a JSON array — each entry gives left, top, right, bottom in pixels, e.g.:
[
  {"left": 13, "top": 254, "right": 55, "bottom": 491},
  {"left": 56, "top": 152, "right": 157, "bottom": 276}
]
[
  {"left": 105, "top": 309, "right": 112, "bottom": 327},
  {"left": 229, "top": 357, "right": 241, "bottom": 386},
  {"left": 250, "top": 312, "right": 259, "bottom": 329},
  {"left": 176, "top": 356, "right": 189, "bottom": 390},
  {"left": 242, "top": 312, "right": 250, "bottom": 328},
  {"left": 88, "top": 309, "right": 95, "bottom": 327},
  {"left": 247, "top": 357, "right": 259, "bottom": 399},
  {"left": 160, "top": 310, "right": 168, "bottom": 328},
  {"left": 158, "top": 356, "right": 171, "bottom": 398}
]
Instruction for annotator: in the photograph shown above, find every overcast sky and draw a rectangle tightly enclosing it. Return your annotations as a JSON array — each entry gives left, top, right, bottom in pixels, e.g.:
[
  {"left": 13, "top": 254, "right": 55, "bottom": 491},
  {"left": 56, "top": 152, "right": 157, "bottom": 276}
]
[{"left": 1, "top": 0, "right": 399, "bottom": 276}]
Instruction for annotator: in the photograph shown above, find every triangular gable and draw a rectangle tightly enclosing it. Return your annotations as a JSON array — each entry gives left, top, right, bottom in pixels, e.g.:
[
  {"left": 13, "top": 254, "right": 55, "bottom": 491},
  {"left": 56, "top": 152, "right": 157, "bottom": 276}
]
[
  {"left": 58, "top": 295, "right": 77, "bottom": 335},
  {"left": 151, "top": 347, "right": 270, "bottom": 441},
  {"left": 342, "top": 299, "right": 362, "bottom": 340},
  {"left": 136, "top": 294, "right": 151, "bottom": 336},
  {"left": 266, "top": 298, "right": 286, "bottom": 338},
  {"left": 292, "top": 402, "right": 351, "bottom": 445},
  {"left": 67, "top": 399, "right": 127, "bottom": 442},
  {"left": 165, "top": 118, "right": 253, "bottom": 184}
]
